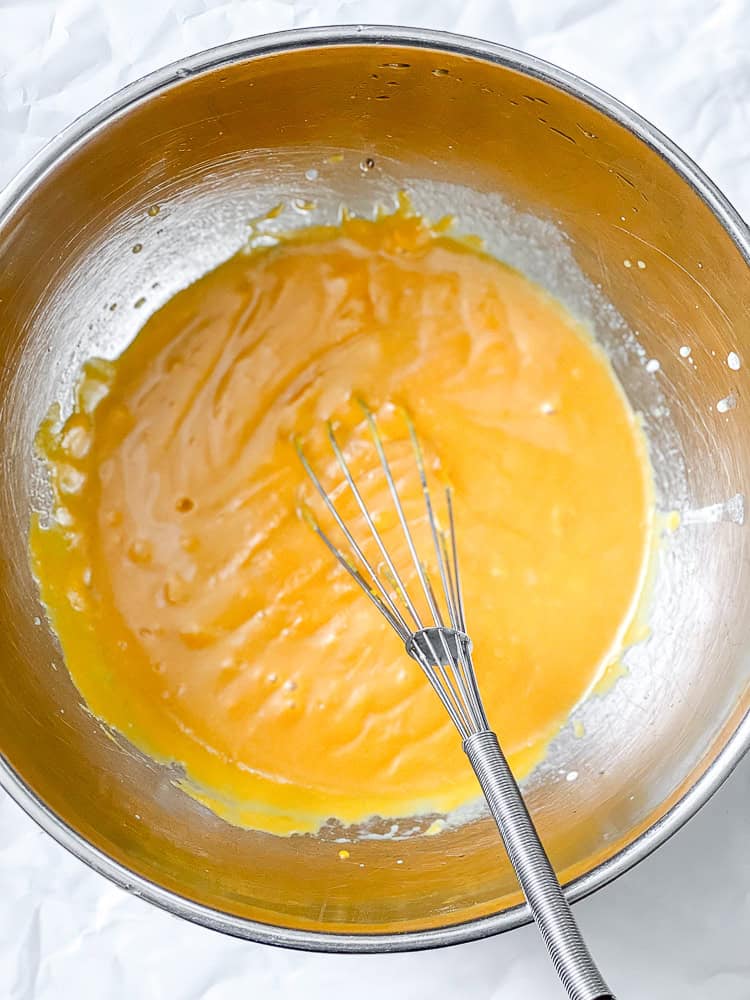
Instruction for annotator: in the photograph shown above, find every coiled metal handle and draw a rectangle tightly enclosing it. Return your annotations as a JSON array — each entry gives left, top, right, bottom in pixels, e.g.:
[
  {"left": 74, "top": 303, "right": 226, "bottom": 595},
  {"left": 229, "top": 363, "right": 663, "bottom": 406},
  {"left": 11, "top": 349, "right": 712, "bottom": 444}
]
[{"left": 464, "top": 731, "right": 615, "bottom": 1000}]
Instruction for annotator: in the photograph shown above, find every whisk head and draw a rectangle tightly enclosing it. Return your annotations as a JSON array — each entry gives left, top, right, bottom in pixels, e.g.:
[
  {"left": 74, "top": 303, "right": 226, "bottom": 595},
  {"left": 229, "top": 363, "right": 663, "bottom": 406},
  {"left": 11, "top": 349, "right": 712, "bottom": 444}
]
[{"left": 295, "top": 401, "right": 489, "bottom": 739}]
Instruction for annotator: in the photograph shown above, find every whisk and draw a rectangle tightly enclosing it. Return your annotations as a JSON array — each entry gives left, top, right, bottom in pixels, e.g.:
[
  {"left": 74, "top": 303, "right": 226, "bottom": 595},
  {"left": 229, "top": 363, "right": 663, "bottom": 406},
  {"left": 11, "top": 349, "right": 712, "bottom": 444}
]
[{"left": 296, "top": 401, "right": 615, "bottom": 1000}]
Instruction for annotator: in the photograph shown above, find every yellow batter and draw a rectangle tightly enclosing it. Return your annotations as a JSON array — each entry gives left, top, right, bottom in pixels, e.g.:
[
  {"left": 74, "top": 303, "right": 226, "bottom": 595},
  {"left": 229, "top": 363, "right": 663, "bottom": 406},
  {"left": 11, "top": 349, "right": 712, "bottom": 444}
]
[{"left": 31, "top": 206, "right": 652, "bottom": 835}]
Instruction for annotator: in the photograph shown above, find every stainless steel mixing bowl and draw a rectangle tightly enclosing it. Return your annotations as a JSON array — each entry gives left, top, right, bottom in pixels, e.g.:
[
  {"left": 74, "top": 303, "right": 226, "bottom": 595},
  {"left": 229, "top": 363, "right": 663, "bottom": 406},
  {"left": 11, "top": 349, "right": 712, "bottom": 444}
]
[{"left": 1, "top": 27, "right": 749, "bottom": 952}]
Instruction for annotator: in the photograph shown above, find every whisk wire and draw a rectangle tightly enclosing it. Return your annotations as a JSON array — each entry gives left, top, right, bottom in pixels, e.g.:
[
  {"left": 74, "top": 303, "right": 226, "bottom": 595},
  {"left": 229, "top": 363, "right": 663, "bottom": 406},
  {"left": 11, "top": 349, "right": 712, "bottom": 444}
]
[
  {"left": 406, "top": 415, "right": 458, "bottom": 631},
  {"left": 359, "top": 401, "right": 446, "bottom": 629},
  {"left": 445, "top": 489, "right": 467, "bottom": 633},
  {"left": 413, "top": 632, "right": 472, "bottom": 736},
  {"left": 295, "top": 442, "right": 410, "bottom": 640},
  {"left": 434, "top": 488, "right": 487, "bottom": 729},
  {"left": 407, "top": 639, "right": 470, "bottom": 738},
  {"left": 326, "top": 421, "right": 423, "bottom": 631},
  {"left": 408, "top": 424, "right": 488, "bottom": 732}
]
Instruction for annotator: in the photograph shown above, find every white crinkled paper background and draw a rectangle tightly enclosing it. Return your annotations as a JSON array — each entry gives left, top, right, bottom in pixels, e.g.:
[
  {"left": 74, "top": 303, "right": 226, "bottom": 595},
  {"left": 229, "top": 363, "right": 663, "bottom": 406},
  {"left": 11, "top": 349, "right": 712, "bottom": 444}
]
[{"left": 1, "top": 1, "right": 749, "bottom": 997}]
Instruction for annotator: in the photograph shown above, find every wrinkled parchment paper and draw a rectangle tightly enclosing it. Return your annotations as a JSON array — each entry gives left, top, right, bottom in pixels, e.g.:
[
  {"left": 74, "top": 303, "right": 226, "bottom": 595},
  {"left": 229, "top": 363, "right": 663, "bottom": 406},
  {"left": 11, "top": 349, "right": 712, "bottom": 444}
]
[{"left": 1, "top": 1, "right": 749, "bottom": 996}]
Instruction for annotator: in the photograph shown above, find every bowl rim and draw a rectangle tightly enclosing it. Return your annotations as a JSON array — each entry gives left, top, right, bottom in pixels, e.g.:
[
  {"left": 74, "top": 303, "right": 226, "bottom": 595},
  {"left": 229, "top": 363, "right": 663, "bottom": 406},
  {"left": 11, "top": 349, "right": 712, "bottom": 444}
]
[{"left": 1, "top": 24, "right": 749, "bottom": 954}]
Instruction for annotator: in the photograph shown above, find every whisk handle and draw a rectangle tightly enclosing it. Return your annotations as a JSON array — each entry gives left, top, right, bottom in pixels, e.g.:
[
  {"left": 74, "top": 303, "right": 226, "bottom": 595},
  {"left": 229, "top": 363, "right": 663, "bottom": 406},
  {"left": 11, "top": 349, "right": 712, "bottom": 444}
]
[{"left": 464, "top": 730, "right": 615, "bottom": 1000}]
